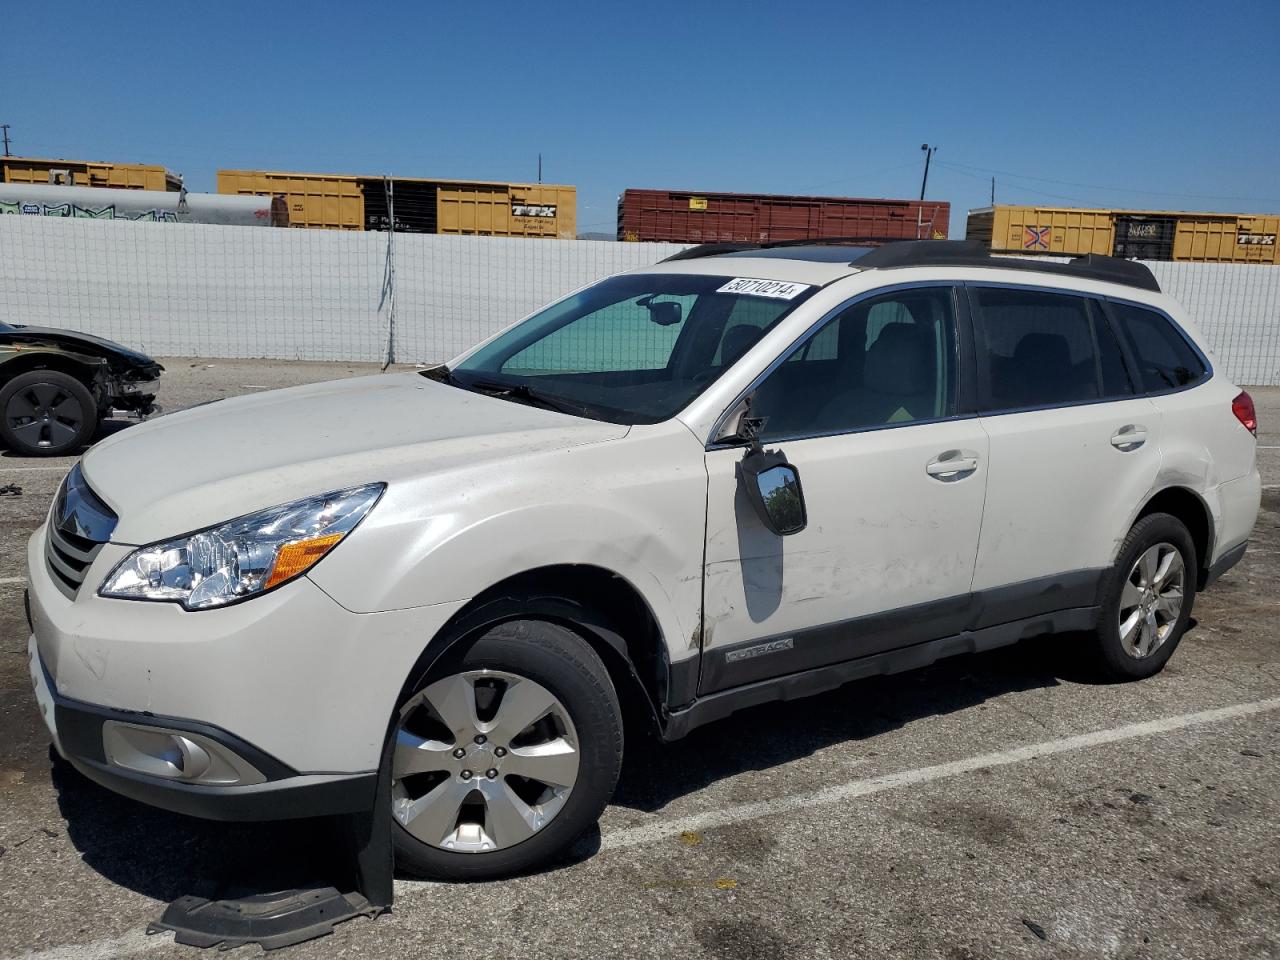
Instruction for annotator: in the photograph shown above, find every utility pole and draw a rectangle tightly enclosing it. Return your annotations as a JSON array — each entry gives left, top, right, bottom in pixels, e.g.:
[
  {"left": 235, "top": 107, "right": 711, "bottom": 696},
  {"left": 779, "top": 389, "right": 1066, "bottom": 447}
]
[
  {"left": 0, "top": 125, "right": 11, "bottom": 157},
  {"left": 537, "top": 153, "right": 542, "bottom": 184},
  {"left": 991, "top": 176, "right": 995, "bottom": 206},
  {"left": 918, "top": 143, "right": 936, "bottom": 200}
]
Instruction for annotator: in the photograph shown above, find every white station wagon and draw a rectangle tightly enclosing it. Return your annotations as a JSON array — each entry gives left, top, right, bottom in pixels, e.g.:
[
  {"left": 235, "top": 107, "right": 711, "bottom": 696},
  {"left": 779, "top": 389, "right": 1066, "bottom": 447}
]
[{"left": 27, "top": 240, "right": 1260, "bottom": 881}]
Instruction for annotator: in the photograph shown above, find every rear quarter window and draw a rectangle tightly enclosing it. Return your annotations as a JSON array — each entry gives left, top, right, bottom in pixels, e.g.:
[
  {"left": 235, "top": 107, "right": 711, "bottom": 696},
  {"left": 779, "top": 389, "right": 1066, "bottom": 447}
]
[{"left": 1111, "top": 303, "right": 1207, "bottom": 392}]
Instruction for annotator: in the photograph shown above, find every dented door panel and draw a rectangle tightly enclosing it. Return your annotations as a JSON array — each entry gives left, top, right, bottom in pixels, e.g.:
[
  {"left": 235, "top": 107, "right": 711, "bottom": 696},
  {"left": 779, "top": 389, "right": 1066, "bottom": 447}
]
[{"left": 700, "top": 419, "right": 989, "bottom": 693}]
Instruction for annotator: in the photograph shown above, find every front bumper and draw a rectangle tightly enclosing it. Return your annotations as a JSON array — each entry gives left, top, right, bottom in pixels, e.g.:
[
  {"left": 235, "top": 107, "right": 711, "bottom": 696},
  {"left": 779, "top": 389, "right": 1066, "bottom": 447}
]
[
  {"left": 29, "top": 634, "right": 374, "bottom": 820},
  {"left": 27, "top": 522, "right": 467, "bottom": 820},
  {"left": 103, "top": 377, "right": 160, "bottom": 419}
]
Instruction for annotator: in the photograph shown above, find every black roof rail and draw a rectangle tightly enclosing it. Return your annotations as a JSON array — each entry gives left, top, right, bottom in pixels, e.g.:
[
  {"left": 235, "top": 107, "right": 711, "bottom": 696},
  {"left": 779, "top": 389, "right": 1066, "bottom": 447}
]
[
  {"left": 659, "top": 237, "right": 1160, "bottom": 292},
  {"left": 659, "top": 236, "right": 906, "bottom": 263},
  {"left": 851, "top": 240, "right": 1161, "bottom": 292}
]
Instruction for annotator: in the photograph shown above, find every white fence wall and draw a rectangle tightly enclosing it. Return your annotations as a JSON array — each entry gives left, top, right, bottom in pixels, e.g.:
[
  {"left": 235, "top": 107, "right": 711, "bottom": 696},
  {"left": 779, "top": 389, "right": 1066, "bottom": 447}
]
[
  {"left": 0, "top": 216, "right": 687, "bottom": 365},
  {"left": 1, "top": 216, "right": 1278, "bottom": 383},
  {"left": 1146, "top": 262, "right": 1280, "bottom": 387}
]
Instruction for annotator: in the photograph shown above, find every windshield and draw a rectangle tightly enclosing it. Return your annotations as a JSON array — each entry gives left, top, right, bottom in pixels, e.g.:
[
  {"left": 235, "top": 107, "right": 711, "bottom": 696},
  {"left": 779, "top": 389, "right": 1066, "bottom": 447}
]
[{"left": 446, "top": 273, "right": 818, "bottom": 423}]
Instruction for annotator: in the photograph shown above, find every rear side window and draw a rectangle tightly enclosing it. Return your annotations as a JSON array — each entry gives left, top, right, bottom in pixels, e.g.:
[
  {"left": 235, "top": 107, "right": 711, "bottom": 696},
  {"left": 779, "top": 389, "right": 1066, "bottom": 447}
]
[
  {"left": 974, "top": 288, "right": 1131, "bottom": 411},
  {"left": 1110, "top": 302, "right": 1207, "bottom": 392}
]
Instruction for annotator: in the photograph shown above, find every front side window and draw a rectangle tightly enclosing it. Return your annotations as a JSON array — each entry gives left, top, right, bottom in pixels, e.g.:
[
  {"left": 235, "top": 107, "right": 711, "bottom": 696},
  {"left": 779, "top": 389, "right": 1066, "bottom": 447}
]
[
  {"left": 750, "top": 287, "right": 958, "bottom": 442},
  {"left": 449, "top": 273, "right": 815, "bottom": 424},
  {"left": 975, "top": 288, "right": 1131, "bottom": 411},
  {"left": 1110, "top": 302, "right": 1207, "bottom": 392}
]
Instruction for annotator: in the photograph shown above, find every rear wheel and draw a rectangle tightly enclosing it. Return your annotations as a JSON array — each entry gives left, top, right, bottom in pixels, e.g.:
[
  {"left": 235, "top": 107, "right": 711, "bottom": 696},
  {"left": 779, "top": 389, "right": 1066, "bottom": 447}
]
[
  {"left": 0, "top": 370, "right": 97, "bottom": 457},
  {"left": 1092, "top": 512, "right": 1196, "bottom": 680},
  {"left": 389, "top": 619, "right": 623, "bottom": 880}
]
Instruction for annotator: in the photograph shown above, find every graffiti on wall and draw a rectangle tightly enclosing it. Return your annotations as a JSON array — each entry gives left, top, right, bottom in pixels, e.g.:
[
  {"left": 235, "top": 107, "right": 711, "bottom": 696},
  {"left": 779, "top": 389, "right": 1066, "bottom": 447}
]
[{"left": 0, "top": 200, "right": 180, "bottom": 222}]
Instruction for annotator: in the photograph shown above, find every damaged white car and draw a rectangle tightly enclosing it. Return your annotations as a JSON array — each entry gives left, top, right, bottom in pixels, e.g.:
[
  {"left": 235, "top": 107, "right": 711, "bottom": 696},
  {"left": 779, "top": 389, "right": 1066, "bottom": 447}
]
[{"left": 27, "top": 239, "right": 1260, "bottom": 880}]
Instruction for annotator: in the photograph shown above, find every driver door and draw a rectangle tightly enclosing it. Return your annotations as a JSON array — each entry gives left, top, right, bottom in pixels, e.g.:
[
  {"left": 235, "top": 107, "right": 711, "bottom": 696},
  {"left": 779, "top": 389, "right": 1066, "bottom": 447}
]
[{"left": 699, "top": 285, "right": 989, "bottom": 693}]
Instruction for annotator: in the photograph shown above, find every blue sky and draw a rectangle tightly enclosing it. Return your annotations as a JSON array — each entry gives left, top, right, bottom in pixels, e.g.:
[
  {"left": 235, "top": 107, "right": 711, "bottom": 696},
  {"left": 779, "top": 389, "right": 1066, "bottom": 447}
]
[{"left": 5, "top": 0, "right": 1278, "bottom": 236}]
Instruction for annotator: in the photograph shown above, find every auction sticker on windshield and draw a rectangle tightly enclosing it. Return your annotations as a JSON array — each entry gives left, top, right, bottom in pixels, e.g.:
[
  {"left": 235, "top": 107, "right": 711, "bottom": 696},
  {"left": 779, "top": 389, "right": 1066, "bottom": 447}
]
[{"left": 717, "top": 278, "right": 812, "bottom": 300}]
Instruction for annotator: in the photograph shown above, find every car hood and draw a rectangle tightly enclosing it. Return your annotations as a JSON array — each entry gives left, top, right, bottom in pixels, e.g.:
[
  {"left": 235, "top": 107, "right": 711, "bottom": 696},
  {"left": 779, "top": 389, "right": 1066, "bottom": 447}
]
[
  {"left": 81, "top": 373, "right": 628, "bottom": 544},
  {"left": 1, "top": 324, "right": 160, "bottom": 370}
]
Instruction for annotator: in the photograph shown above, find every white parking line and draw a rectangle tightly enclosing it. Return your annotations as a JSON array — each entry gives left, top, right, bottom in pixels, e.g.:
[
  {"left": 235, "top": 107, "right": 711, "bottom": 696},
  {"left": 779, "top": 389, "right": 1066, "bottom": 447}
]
[
  {"left": 0, "top": 577, "right": 26, "bottom": 586},
  {"left": 9, "top": 697, "right": 1280, "bottom": 958},
  {"left": 0, "top": 465, "right": 70, "bottom": 473},
  {"left": 594, "top": 696, "right": 1280, "bottom": 852},
  {"left": 3, "top": 930, "right": 173, "bottom": 960}
]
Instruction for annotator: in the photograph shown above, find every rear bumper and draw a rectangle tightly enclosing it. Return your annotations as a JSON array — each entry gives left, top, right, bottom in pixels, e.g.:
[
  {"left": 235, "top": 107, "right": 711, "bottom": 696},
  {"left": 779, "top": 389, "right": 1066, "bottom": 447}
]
[{"left": 28, "top": 633, "right": 374, "bottom": 821}]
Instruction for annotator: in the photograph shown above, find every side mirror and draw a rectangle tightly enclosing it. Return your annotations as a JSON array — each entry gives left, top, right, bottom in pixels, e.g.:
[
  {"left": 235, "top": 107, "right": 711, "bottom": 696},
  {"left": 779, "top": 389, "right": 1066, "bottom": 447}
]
[
  {"left": 713, "top": 394, "right": 767, "bottom": 445},
  {"left": 739, "top": 448, "right": 807, "bottom": 536},
  {"left": 647, "top": 301, "right": 682, "bottom": 326}
]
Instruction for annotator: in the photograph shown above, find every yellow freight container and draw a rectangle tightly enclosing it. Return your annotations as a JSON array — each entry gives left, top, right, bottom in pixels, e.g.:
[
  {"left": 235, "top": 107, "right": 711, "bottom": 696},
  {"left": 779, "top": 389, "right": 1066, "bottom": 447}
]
[
  {"left": 218, "top": 170, "right": 576, "bottom": 236},
  {"left": 217, "top": 170, "right": 364, "bottom": 230},
  {"left": 968, "top": 205, "right": 1114, "bottom": 256},
  {"left": 1, "top": 156, "right": 179, "bottom": 191},
  {"left": 1174, "top": 215, "right": 1280, "bottom": 265},
  {"left": 972, "top": 204, "right": 1280, "bottom": 264},
  {"left": 437, "top": 182, "right": 576, "bottom": 239}
]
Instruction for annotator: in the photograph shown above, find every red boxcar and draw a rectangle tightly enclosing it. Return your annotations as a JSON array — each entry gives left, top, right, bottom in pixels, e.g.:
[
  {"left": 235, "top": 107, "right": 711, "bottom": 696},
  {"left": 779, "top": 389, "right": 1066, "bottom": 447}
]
[{"left": 617, "top": 188, "right": 950, "bottom": 244}]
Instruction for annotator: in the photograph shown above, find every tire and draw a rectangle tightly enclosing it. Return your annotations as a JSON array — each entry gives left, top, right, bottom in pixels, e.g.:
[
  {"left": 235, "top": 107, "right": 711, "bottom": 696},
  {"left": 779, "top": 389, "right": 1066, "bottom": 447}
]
[
  {"left": 0, "top": 370, "right": 97, "bottom": 457},
  {"left": 1092, "top": 512, "right": 1197, "bottom": 681},
  {"left": 389, "top": 619, "right": 623, "bottom": 881}
]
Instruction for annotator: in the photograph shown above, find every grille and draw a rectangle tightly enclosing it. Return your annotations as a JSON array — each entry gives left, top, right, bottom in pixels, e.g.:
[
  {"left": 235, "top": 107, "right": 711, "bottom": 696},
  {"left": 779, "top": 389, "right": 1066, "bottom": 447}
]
[
  {"left": 46, "top": 522, "right": 104, "bottom": 598},
  {"left": 45, "top": 466, "right": 117, "bottom": 600}
]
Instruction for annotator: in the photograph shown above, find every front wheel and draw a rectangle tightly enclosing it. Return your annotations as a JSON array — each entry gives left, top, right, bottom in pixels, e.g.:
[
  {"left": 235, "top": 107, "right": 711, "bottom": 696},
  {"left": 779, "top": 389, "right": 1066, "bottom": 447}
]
[
  {"left": 389, "top": 619, "right": 623, "bottom": 881},
  {"left": 1092, "top": 512, "right": 1196, "bottom": 681},
  {"left": 0, "top": 370, "right": 97, "bottom": 457}
]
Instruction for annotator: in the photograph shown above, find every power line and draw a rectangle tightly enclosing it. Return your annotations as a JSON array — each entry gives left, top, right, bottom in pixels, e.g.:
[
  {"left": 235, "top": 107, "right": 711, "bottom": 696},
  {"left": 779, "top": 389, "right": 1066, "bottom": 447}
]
[
  {"left": 937, "top": 162, "right": 1090, "bottom": 204},
  {"left": 936, "top": 159, "right": 1280, "bottom": 205}
]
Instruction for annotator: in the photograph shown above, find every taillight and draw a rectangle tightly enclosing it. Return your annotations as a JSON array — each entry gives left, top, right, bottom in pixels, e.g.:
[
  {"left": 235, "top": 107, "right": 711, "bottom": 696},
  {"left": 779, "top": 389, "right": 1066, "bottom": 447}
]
[{"left": 1232, "top": 390, "right": 1257, "bottom": 436}]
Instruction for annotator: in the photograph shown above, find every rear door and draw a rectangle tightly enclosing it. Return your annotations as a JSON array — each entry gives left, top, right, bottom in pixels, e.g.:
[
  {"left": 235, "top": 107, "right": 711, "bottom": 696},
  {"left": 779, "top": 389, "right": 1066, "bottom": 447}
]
[
  {"left": 968, "top": 284, "right": 1160, "bottom": 612},
  {"left": 699, "top": 284, "right": 989, "bottom": 693}
]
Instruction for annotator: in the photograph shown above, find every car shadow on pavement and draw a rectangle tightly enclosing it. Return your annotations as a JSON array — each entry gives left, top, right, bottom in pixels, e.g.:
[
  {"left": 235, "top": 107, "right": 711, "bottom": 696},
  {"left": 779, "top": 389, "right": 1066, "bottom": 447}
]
[
  {"left": 51, "top": 753, "right": 353, "bottom": 904},
  {"left": 0, "top": 420, "right": 138, "bottom": 461},
  {"left": 50, "top": 754, "right": 602, "bottom": 903},
  {"left": 614, "top": 631, "right": 1104, "bottom": 813},
  {"left": 49, "top": 631, "right": 1105, "bottom": 900}
]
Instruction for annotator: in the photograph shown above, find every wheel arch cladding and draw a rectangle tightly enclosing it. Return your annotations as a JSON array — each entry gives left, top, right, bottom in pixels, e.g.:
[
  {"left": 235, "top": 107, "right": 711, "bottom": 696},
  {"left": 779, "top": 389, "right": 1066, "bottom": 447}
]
[
  {"left": 1136, "top": 486, "right": 1213, "bottom": 587},
  {"left": 402, "top": 564, "right": 671, "bottom": 740},
  {"left": 1, "top": 351, "right": 103, "bottom": 390}
]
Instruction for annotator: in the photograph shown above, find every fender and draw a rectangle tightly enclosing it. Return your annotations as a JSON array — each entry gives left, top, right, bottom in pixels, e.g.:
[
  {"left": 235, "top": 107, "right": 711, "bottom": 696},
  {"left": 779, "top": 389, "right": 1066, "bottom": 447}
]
[
  {"left": 1117, "top": 482, "right": 1216, "bottom": 578},
  {"left": 309, "top": 423, "right": 711, "bottom": 670},
  {"left": 0, "top": 344, "right": 108, "bottom": 380}
]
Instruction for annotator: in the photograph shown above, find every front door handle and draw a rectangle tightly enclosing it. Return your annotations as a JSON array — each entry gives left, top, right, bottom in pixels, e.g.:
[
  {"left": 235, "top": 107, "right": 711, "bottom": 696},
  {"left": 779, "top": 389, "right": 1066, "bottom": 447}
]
[
  {"left": 1111, "top": 424, "right": 1148, "bottom": 451},
  {"left": 926, "top": 449, "right": 979, "bottom": 481}
]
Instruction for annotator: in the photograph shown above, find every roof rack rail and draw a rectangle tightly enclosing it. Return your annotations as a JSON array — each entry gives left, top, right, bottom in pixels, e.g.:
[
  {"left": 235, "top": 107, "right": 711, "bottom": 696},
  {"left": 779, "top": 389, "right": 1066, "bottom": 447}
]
[
  {"left": 660, "top": 236, "right": 905, "bottom": 263},
  {"left": 851, "top": 239, "right": 1161, "bottom": 292},
  {"left": 659, "top": 237, "right": 1160, "bottom": 292}
]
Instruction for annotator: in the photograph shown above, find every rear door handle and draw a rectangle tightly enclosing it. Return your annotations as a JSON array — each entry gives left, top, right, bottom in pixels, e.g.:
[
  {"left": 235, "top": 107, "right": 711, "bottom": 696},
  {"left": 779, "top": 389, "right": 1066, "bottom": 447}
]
[
  {"left": 926, "top": 450, "right": 979, "bottom": 481},
  {"left": 1111, "top": 424, "right": 1148, "bottom": 451}
]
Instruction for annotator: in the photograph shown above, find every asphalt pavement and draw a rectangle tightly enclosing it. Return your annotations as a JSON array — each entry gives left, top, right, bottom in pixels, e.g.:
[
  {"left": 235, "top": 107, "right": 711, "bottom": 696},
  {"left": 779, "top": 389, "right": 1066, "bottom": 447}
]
[{"left": 1, "top": 361, "right": 1276, "bottom": 960}]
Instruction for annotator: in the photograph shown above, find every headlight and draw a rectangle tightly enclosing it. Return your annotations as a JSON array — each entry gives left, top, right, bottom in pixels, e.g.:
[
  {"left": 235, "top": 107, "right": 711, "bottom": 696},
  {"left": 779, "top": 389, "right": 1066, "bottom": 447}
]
[{"left": 99, "top": 484, "right": 384, "bottom": 610}]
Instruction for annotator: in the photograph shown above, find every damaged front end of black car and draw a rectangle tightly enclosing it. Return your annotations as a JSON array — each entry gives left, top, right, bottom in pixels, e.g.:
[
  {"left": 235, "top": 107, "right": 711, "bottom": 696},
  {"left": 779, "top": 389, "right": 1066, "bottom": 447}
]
[{"left": 0, "top": 322, "right": 163, "bottom": 457}]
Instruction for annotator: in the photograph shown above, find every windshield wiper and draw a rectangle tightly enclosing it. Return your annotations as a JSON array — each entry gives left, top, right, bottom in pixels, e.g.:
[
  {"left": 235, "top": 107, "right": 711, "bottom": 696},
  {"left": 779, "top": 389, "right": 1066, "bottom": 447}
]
[{"left": 465, "top": 379, "right": 589, "bottom": 417}]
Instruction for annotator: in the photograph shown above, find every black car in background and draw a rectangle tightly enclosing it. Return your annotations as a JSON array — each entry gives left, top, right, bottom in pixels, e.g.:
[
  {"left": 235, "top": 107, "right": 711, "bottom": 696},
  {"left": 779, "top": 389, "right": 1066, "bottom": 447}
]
[{"left": 0, "top": 323, "right": 162, "bottom": 456}]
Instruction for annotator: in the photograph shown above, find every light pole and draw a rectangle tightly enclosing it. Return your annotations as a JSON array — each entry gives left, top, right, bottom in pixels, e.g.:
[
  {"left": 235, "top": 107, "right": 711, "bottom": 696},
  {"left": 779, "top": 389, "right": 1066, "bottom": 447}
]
[{"left": 919, "top": 143, "right": 936, "bottom": 201}]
